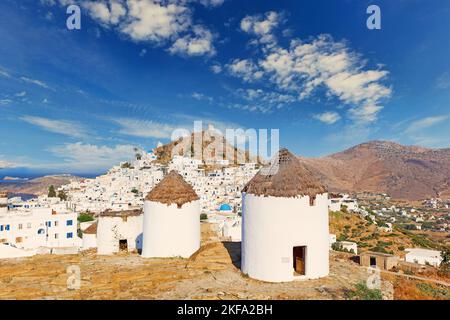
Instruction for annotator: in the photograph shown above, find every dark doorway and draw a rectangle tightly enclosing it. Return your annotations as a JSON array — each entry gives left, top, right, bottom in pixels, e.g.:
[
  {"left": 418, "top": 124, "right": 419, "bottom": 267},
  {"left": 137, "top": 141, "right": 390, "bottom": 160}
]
[
  {"left": 293, "top": 246, "right": 306, "bottom": 275},
  {"left": 370, "top": 256, "right": 377, "bottom": 267},
  {"left": 119, "top": 239, "right": 128, "bottom": 251}
]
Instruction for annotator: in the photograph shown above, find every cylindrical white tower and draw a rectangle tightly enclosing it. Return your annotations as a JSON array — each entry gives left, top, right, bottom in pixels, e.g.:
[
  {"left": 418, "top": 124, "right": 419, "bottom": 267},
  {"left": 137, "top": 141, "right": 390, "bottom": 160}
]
[
  {"left": 241, "top": 149, "right": 329, "bottom": 282},
  {"left": 142, "top": 171, "right": 200, "bottom": 258},
  {"left": 0, "top": 192, "right": 8, "bottom": 214}
]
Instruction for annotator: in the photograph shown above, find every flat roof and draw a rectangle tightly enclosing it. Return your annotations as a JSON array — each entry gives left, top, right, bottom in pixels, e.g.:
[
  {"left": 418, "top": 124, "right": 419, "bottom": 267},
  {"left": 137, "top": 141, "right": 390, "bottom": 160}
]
[{"left": 360, "top": 251, "right": 397, "bottom": 258}]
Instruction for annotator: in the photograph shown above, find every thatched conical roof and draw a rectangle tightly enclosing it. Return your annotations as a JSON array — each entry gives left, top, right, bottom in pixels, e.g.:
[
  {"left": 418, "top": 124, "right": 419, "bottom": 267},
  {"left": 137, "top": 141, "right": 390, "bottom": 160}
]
[
  {"left": 242, "top": 148, "right": 326, "bottom": 198},
  {"left": 146, "top": 170, "right": 199, "bottom": 207}
]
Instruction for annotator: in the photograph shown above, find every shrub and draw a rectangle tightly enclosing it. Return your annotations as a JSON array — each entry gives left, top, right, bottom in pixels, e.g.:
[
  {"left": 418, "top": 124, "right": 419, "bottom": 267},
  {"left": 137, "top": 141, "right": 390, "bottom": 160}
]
[
  {"left": 346, "top": 282, "right": 383, "bottom": 300},
  {"left": 78, "top": 213, "right": 94, "bottom": 223},
  {"left": 416, "top": 283, "right": 450, "bottom": 299},
  {"left": 371, "top": 246, "right": 389, "bottom": 254}
]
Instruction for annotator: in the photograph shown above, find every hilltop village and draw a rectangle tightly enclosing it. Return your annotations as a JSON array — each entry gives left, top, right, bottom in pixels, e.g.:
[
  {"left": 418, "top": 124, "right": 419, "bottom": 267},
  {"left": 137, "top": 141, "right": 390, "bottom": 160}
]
[{"left": 0, "top": 144, "right": 449, "bottom": 299}]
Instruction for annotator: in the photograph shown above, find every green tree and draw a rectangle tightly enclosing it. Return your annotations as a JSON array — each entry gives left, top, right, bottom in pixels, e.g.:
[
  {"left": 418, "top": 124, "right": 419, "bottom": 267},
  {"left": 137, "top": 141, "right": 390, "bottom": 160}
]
[
  {"left": 57, "top": 190, "right": 68, "bottom": 201},
  {"left": 121, "top": 162, "right": 132, "bottom": 169},
  {"left": 438, "top": 248, "right": 450, "bottom": 277},
  {"left": 341, "top": 205, "right": 348, "bottom": 214},
  {"left": 78, "top": 213, "right": 94, "bottom": 223},
  {"left": 48, "top": 185, "right": 56, "bottom": 198}
]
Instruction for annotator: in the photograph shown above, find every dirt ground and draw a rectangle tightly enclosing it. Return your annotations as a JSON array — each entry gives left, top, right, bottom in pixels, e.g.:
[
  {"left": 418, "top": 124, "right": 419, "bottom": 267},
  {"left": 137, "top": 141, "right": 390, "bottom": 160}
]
[{"left": 0, "top": 224, "right": 392, "bottom": 300}]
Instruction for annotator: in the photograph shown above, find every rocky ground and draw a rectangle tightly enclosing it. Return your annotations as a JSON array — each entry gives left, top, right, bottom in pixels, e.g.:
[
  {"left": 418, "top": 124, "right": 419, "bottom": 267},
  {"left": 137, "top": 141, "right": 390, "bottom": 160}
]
[{"left": 0, "top": 224, "right": 442, "bottom": 300}]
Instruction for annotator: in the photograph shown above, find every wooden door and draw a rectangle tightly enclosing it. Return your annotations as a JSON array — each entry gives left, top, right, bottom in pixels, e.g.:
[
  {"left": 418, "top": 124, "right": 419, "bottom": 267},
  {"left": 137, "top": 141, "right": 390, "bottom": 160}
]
[{"left": 293, "top": 246, "right": 306, "bottom": 275}]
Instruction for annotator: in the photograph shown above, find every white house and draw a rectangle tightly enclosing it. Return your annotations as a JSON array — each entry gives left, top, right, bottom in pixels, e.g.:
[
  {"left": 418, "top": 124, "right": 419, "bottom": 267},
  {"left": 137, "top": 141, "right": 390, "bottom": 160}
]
[
  {"left": 328, "top": 194, "right": 358, "bottom": 212},
  {"left": 96, "top": 209, "right": 143, "bottom": 255},
  {"left": 335, "top": 241, "right": 358, "bottom": 254},
  {"left": 0, "top": 203, "right": 80, "bottom": 258},
  {"left": 405, "top": 248, "right": 443, "bottom": 267},
  {"left": 142, "top": 171, "right": 200, "bottom": 258},
  {"left": 241, "top": 148, "right": 329, "bottom": 282}
]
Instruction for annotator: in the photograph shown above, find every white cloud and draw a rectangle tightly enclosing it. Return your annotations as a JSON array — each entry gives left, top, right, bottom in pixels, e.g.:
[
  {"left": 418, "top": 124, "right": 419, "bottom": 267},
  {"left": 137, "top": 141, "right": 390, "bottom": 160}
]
[
  {"left": 406, "top": 115, "right": 449, "bottom": 133},
  {"left": 43, "top": 0, "right": 219, "bottom": 57},
  {"left": 191, "top": 92, "right": 213, "bottom": 102},
  {"left": 0, "top": 99, "right": 12, "bottom": 106},
  {"left": 210, "top": 63, "right": 222, "bottom": 74},
  {"left": 15, "top": 91, "right": 27, "bottom": 97},
  {"left": 168, "top": 25, "right": 215, "bottom": 56},
  {"left": 436, "top": 72, "right": 450, "bottom": 90},
  {"left": 20, "top": 76, "right": 52, "bottom": 90},
  {"left": 83, "top": 0, "right": 126, "bottom": 25},
  {"left": 227, "top": 59, "right": 263, "bottom": 82},
  {"left": 228, "top": 14, "right": 392, "bottom": 121},
  {"left": 0, "top": 69, "right": 11, "bottom": 78},
  {"left": 240, "top": 11, "right": 280, "bottom": 46},
  {"left": 50, "top": 142, "right": 139, "bottom": 171},
  {"left": 20, "top": 116, "right": 88, "bottom": 138},
  {"left": 0, "top": 160, "right": 14, "bottom": 169},
  {"left": 313, "top": 111, "right": 341, "bottom": 124},
  {"left": 196, "top": 0, "right": 224, "bottom": 7},
  {"left": 139, "top": 48, "right": 147, "bottom": 57},
  {"left": 235, "top": 88, "right": 295, "bottom": 111},
  {"left": 111, "top": 118, "right": 180, "bottom": 139}
]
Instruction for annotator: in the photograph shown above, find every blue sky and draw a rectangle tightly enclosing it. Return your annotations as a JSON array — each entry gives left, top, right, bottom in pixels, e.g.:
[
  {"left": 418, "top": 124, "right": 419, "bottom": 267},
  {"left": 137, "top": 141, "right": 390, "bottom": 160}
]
[{"left": 0, "top": 0, "right": 449, "bottom": 175}]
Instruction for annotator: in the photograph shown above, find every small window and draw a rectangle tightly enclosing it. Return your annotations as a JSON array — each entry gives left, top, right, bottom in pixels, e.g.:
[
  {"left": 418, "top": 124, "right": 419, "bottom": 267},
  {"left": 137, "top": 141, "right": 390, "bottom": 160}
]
[
  {"left": 66, "top": 220, "right": 73, "bottom": 226},
  {"left": 27, "top": 223, "right": 32, "bottom": 229},
  {"left": 18, "top": 224, "right": 23, "bottom": 230},
  {"left": 54, "top": 234, "right": 58, "bottom": 239},
  {"left": 66, "top": 232, "right": 73, "bottom": 239},
  {"left": 0, "top": 225, "right": 3, "bottom": 232},
  {"left": 46, "top": 221, "right": 51, "bottom": 227},
  {"left": 5, "top": 225, "right": 10, "bottom": 231},
  {"left": 54, "top": 221, "right": 58, "bottom": 227}
]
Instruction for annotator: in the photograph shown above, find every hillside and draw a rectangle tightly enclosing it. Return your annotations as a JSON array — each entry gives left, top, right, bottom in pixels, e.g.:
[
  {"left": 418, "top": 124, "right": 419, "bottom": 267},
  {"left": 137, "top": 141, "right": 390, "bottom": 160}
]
[
  {"left": 300, "top": 141, "right": 450, "bottom": 200},
  {"left": 329, "top": 210, "right": 448, "bottom": 256},
  {"left": 153, "top": 128, "right": 260, "bottom": 165}
]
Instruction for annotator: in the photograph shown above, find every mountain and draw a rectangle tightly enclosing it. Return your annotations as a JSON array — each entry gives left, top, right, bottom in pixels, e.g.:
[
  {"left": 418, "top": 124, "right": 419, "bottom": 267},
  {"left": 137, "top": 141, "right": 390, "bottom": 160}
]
[
  {"left": 0, "top": 175, "right": 83, "bottom": 196},
  {"left": 300, "top": 141, "right": 450, "bottom": 200},
  {"left": 153, "top": 127, "right": 261, "bottom": 165}
]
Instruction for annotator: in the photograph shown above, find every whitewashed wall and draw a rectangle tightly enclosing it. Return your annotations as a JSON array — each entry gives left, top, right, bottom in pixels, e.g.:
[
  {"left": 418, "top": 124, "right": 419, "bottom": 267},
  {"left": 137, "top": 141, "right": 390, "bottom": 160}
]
[
  {"left": 97, "top": 215, "right": 143, "bottom": 255},
  {"left": 241, "top": 193, "right": 329, "bottom": 282},
  {"left": 82, "top": 233, "right": 97, "bottom": 250},
  {"left": 142, "top": 200, "right": 200, "bottom": 258}
]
